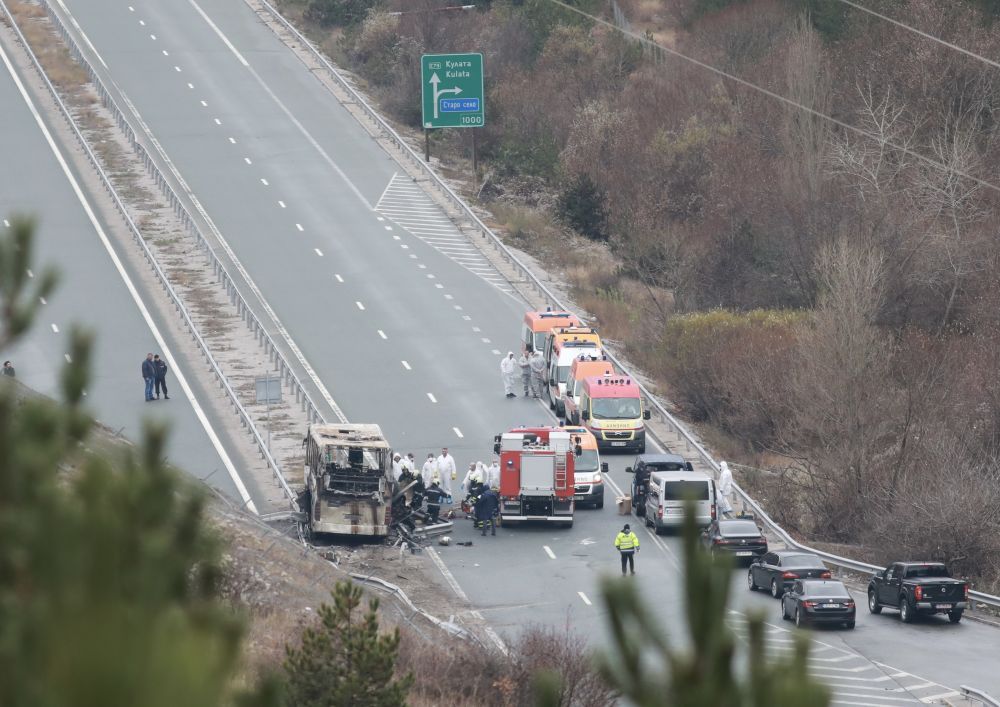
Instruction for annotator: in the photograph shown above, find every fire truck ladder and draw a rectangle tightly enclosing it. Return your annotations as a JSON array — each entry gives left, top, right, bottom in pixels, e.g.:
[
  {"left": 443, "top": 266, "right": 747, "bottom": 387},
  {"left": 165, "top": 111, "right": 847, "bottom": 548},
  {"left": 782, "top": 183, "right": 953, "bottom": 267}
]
[{"left": 554, "top": 453, "right": 568, "bottom": 490}]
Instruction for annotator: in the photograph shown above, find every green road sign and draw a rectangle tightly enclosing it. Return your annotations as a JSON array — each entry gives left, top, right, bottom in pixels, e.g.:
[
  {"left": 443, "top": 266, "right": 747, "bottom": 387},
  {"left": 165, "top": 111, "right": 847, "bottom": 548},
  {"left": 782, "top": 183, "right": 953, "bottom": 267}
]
[{"left": 421, "top": 53, "right": 485, "bottom": 129}]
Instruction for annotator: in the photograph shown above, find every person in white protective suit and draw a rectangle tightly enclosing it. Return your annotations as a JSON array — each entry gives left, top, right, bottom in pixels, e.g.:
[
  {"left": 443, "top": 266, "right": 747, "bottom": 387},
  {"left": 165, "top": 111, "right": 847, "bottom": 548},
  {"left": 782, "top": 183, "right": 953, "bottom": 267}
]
[
  {"left": 436, "top": 447, "right": 456, "bottom": 500},
  {"left": 500, "top": 352, "right": 518, "bottom": 398},
  {"left": 422, "top": 453, "right": 439, "bottom": 487},
  {"left": 718, "top": 461, "right": 735, "bottom": 518},
  {"left": 462, "top": 462, "right": 485, "bottom": 495},
  {"left": 391, "top": 453, "right": 404, "bottom": 482},
  {"left": 486, "top": 457, "right": 500, "bottom": 489},
  {"left": 529, "top": 350, "right": 546, "bottom": 399},
  {"left": 518, "top": 349, "right": 533, "bottom": 396}
]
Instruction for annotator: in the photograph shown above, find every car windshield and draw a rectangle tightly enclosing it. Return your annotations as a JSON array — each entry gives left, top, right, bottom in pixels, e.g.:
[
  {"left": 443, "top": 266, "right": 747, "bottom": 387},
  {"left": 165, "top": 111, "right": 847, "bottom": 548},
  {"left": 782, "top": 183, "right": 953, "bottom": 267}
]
[
  {"left": 904, "top": 564, "right": 950, "bottom": 578},
  {"left": 575, "top": 450, "right": 599, "bottom": 473},
  {"left": 720, "top": 521, "right": 759, "bottom": 536},
  {"left": 782, "top": 554, "right": 822, "bottom": 567},
  {"left": 664, "top": 480, "right": 709, "bottom": 501},
  {"left": 803, "top": 581, "right": 848, "bottom": 597},
  {"left": 591, "top": 397, "right": 642, "bottom": 420}
]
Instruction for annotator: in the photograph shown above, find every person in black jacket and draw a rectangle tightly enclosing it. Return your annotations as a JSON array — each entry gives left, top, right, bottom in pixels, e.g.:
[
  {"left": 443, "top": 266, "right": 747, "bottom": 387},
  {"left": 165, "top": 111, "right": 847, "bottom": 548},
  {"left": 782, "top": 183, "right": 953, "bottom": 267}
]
[
  {"left": 142, "top": 353, "right": 156, "bottom": 401},
  {"left": 153, "top": 354, "right": 169, "bottom": 399},
  {"left": 475, "top": 485, "right": 500, "bottom": 536}
]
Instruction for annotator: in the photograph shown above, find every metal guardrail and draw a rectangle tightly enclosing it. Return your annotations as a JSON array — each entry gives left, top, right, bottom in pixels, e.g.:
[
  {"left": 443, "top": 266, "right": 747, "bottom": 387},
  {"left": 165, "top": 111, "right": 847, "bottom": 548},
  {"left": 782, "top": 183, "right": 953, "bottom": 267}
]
[
  {"left": 962, "top": 686, "right": 1000, "bottom": 707},
  {"left": 5, "top": 0, "right": 304, "bottom": 509},
  {"left": 257, "top": 0, "right": 1000, "bottom": 609}
]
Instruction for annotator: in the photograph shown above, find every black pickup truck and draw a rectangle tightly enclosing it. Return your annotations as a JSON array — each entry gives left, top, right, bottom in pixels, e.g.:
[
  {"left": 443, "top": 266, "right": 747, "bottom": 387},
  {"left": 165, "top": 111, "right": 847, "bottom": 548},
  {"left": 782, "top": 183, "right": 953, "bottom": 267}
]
[{"left": 867, "top": 562, "right": 969, "bottom": 623}]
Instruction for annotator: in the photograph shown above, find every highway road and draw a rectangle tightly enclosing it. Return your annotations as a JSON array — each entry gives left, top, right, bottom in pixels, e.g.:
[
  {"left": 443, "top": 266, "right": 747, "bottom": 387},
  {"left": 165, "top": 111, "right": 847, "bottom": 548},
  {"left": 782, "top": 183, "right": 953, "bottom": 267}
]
[
  {"left": 45, "top": 0, "right": 1000, "bottom": 702},
  {"left": 0, "top": 30, "right": 260, "bottom": 507}
]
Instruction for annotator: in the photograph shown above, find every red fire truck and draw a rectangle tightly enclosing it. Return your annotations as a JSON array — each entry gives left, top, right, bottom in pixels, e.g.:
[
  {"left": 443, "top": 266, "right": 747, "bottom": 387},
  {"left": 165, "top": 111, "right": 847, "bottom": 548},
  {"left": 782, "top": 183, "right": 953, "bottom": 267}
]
[{"left": 493, "top": 427, "right": 577, "bottom": 528}]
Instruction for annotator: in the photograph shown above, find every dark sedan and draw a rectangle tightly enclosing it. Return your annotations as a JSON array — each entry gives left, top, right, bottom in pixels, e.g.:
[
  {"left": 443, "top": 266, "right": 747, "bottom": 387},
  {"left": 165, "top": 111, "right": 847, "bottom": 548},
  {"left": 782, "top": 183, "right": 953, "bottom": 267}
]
[
  {"left": 781, "top": 579, "right": 856, "bottom": 629},
  {"left": 701, "top": 519, "right": 768, "bottom": 563},
  {"left": 748, "top": 550, "right": 831, "bottom": 598}
]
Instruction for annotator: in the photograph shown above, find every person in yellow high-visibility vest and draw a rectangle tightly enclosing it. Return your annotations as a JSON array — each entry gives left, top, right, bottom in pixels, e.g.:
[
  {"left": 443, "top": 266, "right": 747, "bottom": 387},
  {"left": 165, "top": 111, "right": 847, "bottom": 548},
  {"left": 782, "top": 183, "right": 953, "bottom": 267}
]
[{"left": 614, "top": 524, "right": 640, "bottom": 576}]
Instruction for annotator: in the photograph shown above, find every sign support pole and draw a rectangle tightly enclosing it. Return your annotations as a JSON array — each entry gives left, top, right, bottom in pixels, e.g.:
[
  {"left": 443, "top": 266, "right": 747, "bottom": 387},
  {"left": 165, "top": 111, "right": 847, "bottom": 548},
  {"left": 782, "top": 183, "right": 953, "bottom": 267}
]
[
  {"left": 472, "top": 128, "right": 478, "bottom": 175},
  {"left": 425, "top": 128, "right": 430, "bottom": 162}
]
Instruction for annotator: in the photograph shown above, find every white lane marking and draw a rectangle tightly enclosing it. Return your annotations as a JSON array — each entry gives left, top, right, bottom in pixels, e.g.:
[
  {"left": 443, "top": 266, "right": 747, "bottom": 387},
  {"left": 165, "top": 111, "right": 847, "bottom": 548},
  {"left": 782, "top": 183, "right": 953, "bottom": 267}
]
[
  {"left": 453, "top": 427, "right": 464, "bottom": 438},
  {"left": 472, "top": 326, "right": 481, "bottom": 332},
  {"left": 401, "top": 360, "right": 411, "bottom": 370},
  {"left": 187, "top": 82, "right": 194, "bottom": 89},
  {"left": 426, "top": 548, "right": 508, "bottom": 654},
  {"left": 64, "top": 353, "right": 72, "bottom": 363},
  {"left": 355, "top": 301, "right": 365, "bottom": 311},
  {"left": 201, "top": 100, "right": 208, "bottom": 107},
  {"left": 278, "top": 200, "right": 286, "bottom": 208},
  {"left": 492, "top": 349, "right": 501, "bottom": 355},
  {"left": 150, "top": 33, "right": 156, "bottom": 40},
  {"left": 426, "top": 274, "right": 436, "bottom": 279},
  {"left": 446, "top": 295, "right": 455, "bottom": 301},
  {"left": 128, "top": 5, "right": 134, "bottom": 10},
  {"left": 377, "top": 330, "right": 387, "bottom": 340},
  {"left": 831, "top": 696, "right": 917, "bottom": 705},
  {"left": 162, "top": 49, "right": 169, "bottom": 56},
  {"left": 214, "top": 117, "right": 222, "bottom": 125},
  {"left": 427, "top": 393, "right": 437, "bottom": 403},
  {"left": 228, "top": 136, "right": 236, "bottom": 144},
  {"left": 334, "top": 274, "right": 344, "bottom": 283},
  {"left": 543, "top": 545, "right": 556, "bottom": 560},
  {"left": 187, "top": 0, "right": 249, "bottom": 66},
  {"left": 384, "top": 225, "right": 392, "bottom": 231},
  {"left": 26, "top": 269, "right": 34, "bottom": 278},
  {"left": 39, "top": 296, "right": 47, "bottom": 305},
  {"left": 243, "top": 157, "right": 251, "bottom": 164},
  {"left": 393, "top": 235, "right": 401, "bottom": 241},
  {"left": 904, "top": 683, "right": 935, "bottom": 691},
  {"left": 400, "top": 244, "right": 409, "bottom": 249},
  {"left": 376, "top": 216, "right": 384, "bottom": 221},
  {"left": 417, "top": 264, "right": 426, "bottom": 269},
  {"left": 3, "top": 219, "right": 9, "bottom": 227},
  {"left": 920, "top": 693, "right": 959, "bottom": 703},
  {"left": 578, "top": 591, "right": 592, "bottom": 606},
  {"left": 462, "top": 315, "right": 471, "bottom": 321},
  {"left": 314, "top": 248, "right": 323, "bottom": 257},
  {"left": 174, "top": 66, "right": 181, "bottom": 72},
  {"left": 0, "top": 39, "right": 257, "bottom": 513},
  {"left": 50, "top": 323, "right": 59, "bottom": 333},
  {"left": 139, "top": 19, "right": 145, "bottom": 25},
  {"left": 260, "top": 178, "right": 268, "bottom": 185},
  {"left": 409, "top": 254, "right": 418, "bottom": 259},
  {"left": 481, "top": 338, "right": 491, "bottom": 344},
  {"left": 295, "top": 223, "right": 304, "bottom": 232},
  {"left": 434, "top": 283, "right": 444, "bottom": 289}
]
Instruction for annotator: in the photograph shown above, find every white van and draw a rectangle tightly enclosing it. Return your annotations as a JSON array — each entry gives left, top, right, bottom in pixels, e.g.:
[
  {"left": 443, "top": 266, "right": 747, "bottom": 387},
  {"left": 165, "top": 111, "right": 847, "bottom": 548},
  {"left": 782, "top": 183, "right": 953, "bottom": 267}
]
[{"left": 643, "top": 471, "right": 717, "bottom": 533}]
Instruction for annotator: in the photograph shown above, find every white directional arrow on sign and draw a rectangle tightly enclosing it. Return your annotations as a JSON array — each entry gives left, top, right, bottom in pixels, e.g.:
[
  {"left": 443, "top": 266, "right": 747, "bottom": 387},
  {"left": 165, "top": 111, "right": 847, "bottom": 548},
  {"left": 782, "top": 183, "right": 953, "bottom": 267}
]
[{"left": 429, "top": 72, "right": 462, "bottom": 120}]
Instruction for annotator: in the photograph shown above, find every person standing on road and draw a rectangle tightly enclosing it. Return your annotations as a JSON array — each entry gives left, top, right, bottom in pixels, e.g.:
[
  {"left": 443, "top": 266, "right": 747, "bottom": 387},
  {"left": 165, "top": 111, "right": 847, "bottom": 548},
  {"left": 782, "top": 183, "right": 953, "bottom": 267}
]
[
  {"left": 1, "top": 360, "right": 15, "bottom": 378},
  {"left": 141, "top": 353, "right": 156, "bottom": 402},
  {"left": 391, "top": 453, "right": 404, "bottom": 482},
  {"left": 153, "top": 354, "right": 170, "bottom": 399},
  {"left": 519, "top": 347, "right": 533, "bottom": 397},
  {"left": 615, "top": 523, "right": 640, "bottom": 576},
  {"left": 476, "top": 485, "right": 500, "bottom": 536},
  {"left": 436, "top": 447, "right": 456, "bottom": 501},
  {"left": 718, "top": 461, "right": 735, "bottom": 518},
  {"left": 500, "top": 352, "right": 518, "bottom": 398},
  {"left": 486, "top": 456, "right": 500, "bottom": 490},
  {"left": 424, "top": 481, "right": 445, "bottom": 524},
  {"left": 421, "top": 453, "right": 437, "bottom": 487},
  {"left": 529, "top": 349, "right": 546, "bottom": 399}
]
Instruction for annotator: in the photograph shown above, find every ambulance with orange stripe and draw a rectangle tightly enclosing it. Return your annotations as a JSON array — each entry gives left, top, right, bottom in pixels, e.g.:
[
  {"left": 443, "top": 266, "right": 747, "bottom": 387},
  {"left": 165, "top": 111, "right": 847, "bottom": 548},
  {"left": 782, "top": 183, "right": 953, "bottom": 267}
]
[{"left": 576, "top": 374, "right": 651, "bottom": 453}]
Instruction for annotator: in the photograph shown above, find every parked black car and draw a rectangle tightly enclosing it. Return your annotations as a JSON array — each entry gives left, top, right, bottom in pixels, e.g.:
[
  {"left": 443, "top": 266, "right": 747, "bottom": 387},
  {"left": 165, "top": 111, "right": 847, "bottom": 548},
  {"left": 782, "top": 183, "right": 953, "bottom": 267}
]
[
  {"left": 701, "top": 519, "right": 767, "bottom": 563},
  {"left": 868, "top": 562, "right": 969, "bottom": 624},
  {"left": 781, "top": 579, "right": 856, "bottom": 629},
  {"left": 627, "top": 453, "right": 693, "bottom": 517},
  {"left": 748, "top": 551, "right": 831, "bottom": 598}
]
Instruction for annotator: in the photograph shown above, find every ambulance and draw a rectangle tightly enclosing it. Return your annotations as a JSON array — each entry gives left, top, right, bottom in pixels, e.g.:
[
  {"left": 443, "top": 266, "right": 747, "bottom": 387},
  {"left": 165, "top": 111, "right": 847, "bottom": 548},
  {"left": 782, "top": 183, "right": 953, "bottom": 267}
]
[
  {"left": 521, "top": 310, "right": 582, "bottom": 355},
  {"left": 544, "top": 327, "right": 602, "bottom": 415},
  {"left": 562, "top": 425, "right": 607, "bottom": 508},
  {"left": 561, "top": 354, "right": 614, "bottom": 425},
  {"left": 577, "top": 374, "right": 651, "bottom": 453}
]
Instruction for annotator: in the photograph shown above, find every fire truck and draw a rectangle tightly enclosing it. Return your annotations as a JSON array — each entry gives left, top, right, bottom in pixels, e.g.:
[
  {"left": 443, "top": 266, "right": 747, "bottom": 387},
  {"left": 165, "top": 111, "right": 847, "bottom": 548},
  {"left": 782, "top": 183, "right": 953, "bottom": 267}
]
[{"left": 493, "top": 427, "right": 577, "bottom": 528}]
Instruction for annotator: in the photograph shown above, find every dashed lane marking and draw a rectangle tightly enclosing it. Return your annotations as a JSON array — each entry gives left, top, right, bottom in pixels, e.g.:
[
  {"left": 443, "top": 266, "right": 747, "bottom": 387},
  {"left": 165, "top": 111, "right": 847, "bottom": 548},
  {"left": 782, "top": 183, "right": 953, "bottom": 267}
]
[
  {"left": 334, "top": 274, "right": 344, "bottom": 282},
  {"left": 214, "top": 117, "right": 222, "bottom": 125},
  {"left": 377, "top": 330, "right": 387, "bottom": 340},
  {"left": 259, "top": 177, "right": 268, "bottom": 185},
  {"left": 355, "top": 301, "right": 365, "bottom": 310},
  {"left": 39, "top": 297, "right": 47, "bottom": 305},
  {"left": 543, "top": 546, "right": 556, "bottom": 560},
  {"left": 401, "top": 360, "right": 411, "bottom": 370},
  {"left": 64, "top": 353, "right": 72, "bottom": 363},
  {"left": 278, "top": 200, "right": 286, "bottom": 208},
  {"left": 314, "top": 248, "right": 323, "bottom": 257},
  {"left": 187, "top": 82, "right": 194, "bottom": 89},
  {"left": 375, "top": 173, "right": 513, "bottom": 295},
  {"left": 228, "top": 136, "right": 236, "bottom": 143},
  {"left": 578, "top": 592, "right": 592, "bottom": 606},
  {"left": 150, "top": 33, "right": 156, "bottom": 40},
  {"left": 427, "top": 393, "right": 437, "bottom": 403},
  {"left": 50, "top": 323, "right": 59, "bottom": 333},
  {"left": 174, "top": 66, "right": 181, "bottom": 72},
  {"left": 453, "top": 427, "right": 464, "bottom": 438},
  {"left": 295, "top": 223, "right": 304, "bottom": 232},
  {"left": 162, "top": 49, "right": 169, "bottom": 56}
]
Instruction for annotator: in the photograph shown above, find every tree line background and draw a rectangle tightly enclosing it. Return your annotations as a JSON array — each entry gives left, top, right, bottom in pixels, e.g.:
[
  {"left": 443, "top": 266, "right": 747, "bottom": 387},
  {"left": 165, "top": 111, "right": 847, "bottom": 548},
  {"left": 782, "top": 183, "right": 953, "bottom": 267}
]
[{"left": 288, "top": 0, "right": 1000, "bottom": 589}]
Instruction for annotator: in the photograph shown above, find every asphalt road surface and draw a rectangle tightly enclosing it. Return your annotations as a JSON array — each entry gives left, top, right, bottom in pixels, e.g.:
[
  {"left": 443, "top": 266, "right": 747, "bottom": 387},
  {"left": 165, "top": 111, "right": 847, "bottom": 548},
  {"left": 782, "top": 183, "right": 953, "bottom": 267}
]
[
  {"left": 0, "top": 32, "right": 260, "bottom": 507},
  {"left": 48, "top": 0, "right": 1000, "bottom": 702}
]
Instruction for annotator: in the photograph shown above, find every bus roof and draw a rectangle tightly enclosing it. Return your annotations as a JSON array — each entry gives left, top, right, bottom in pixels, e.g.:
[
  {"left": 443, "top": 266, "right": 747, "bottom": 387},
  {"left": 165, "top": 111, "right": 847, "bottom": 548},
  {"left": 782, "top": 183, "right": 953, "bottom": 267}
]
[
  {"left": 308, "top": 423, "right": 390, "bottom": 449},
  {"left": 583, "top": 375, "right": 642, "bottom": 398},
  {"left": 523, "top": 310, "right": 582, "bottom": 332}
]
